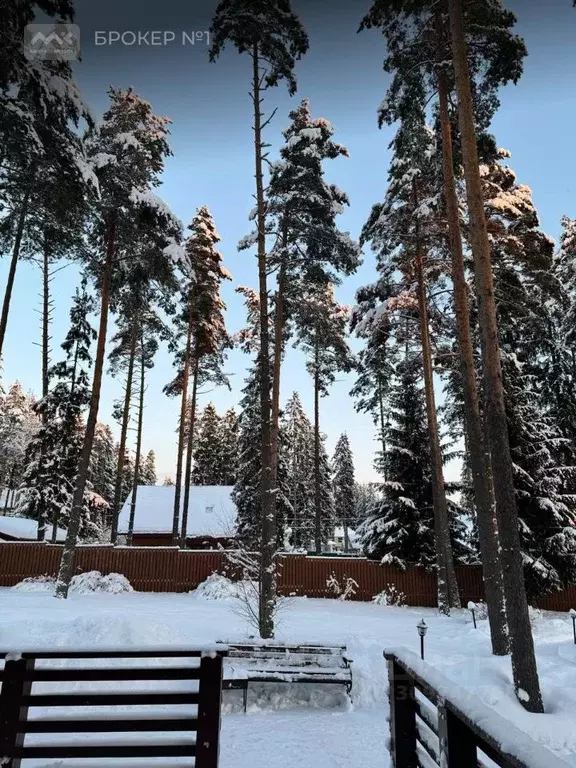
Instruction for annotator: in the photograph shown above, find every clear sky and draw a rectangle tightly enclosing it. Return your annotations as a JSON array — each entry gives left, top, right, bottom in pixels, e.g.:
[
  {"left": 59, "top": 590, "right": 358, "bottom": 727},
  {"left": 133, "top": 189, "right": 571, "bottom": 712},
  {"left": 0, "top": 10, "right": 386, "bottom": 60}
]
[{"left": 1, "top": 0, "right": 575, "bottom": 483}]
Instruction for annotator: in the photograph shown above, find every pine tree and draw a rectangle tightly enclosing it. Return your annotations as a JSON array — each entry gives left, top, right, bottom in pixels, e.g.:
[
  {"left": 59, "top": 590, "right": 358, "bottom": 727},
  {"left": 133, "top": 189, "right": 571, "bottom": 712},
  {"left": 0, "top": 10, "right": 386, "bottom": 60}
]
[
  {"left": 210, "top": 0, "right": 308, "bottom": 639},
  {"left": 55, "top": 88, "right": 181, "bottom": 598},
  {"left": 332, "top": 434, "right": 355, "bottom": 552},
  {"left": 88, "top": 424, "right": 116, "bottom": 506},
  {"left": 170, "top": 207, "right": 231, "bottom": 546},
  {"left": 447, "top": 0, "right": 542, "bottom": 710},
  {"left": 295, "top": 285, "right": 355, "bottom": 553}
]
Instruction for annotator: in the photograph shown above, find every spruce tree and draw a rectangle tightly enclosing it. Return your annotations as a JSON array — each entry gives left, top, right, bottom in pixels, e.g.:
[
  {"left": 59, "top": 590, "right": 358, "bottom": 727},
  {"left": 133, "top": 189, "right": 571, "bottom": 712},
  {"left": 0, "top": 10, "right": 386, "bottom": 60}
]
[
  {"left": 192, "top": 404, "right": 223, "bottom": 485},
  {"left": 281, "top": 392, "right": 315, "bottom": 548},
  {"left": 88, "top": 424, "right": 116, "bottom": 507},
  {"left": 17, "top": 280, "right": 96, "bottom": 540},
  {"left": 209, "top": 0, "right": 308, "bottom": 639},
  {"left": 218, "top": 408, "right": 239, "bottom": 486},
  {"left": 142, "top": 451, "right": 157, "bottom": 486},
  {"left": 332, "top": 434, "right": 355, "bottom": 552},
  {"left": 0, "top": 383, "right": 39, "bottom": 501}
]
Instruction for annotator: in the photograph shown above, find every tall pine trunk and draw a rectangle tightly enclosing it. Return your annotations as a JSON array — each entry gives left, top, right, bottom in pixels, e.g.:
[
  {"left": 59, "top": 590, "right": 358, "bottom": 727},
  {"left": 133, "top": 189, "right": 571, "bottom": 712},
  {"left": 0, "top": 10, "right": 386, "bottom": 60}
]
[
  {"left": 181, "top": 354, "right": 199, "bottom": 547},
  {"left": 55, "top": 212, "right": 117, "bottom": 599},
  {"left": 313, "top": 340, "right": 322, "bottom": 555},
  {"left": 172, "top": 299, "right": 194, "bottom": 544},
  {"left": 0, "top": 189, "right": 31, "bottom": 360},
  {"left": 435, "top": 13, "right": 508, "bottom": 655},
  {"left": 37, "top": 244, "right": 51, "bottom": 543},
  {"left": 252, "top": 43, "right": 276, "bottom": 639},
  {"left": 127, "top": 337, "right": 146, "bottom": 546},
  {"left": 110, "top": 326, "right": 137, "bottom": 544},
  {"left": 448, "top": 0, "right": 543, "bottom": 711},
  {"left": 414, "top": 200, "right": 460, "bottom": 612},
  {"left": 271, "top": 252, "right": 287, "bottom": 488}
]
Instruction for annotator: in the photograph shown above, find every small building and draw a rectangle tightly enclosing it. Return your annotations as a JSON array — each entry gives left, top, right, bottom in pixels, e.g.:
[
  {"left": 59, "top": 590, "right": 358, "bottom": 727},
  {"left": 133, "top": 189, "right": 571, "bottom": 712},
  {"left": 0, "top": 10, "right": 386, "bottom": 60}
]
[
  {"left": 331, "top": 526, "right": 360, "bottom": 553},
  {"left": 117, "top": 485, "right": 238, "bottom": 548},
  {"left": 0, "top": 515, "right": 67, "bottom": 543}
]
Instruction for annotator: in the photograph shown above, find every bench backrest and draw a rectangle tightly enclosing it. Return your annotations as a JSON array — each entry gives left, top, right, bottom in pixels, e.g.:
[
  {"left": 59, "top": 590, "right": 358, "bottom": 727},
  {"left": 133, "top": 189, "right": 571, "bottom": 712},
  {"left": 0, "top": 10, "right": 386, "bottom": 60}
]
[
  {"left": 225, "top": 643, "right": 349, "bottom": 668},
  {"left": 0, "top": 648, "right": 227, "bottom": 768}
]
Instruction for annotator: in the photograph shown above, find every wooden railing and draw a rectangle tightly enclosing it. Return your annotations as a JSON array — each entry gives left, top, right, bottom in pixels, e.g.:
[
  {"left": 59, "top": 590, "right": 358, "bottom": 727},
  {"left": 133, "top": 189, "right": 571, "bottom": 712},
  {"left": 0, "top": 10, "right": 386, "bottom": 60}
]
[
  {"left": 385, "top": 649, "right": 571, "bottom": 768},
  {"left": 0, "top": 647, "right": 228, "bottom": 767}
]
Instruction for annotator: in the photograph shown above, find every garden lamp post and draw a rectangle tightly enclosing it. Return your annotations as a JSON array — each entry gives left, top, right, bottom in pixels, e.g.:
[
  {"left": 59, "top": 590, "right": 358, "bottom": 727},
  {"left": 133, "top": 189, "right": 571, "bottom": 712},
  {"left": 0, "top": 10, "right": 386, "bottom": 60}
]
[
  {"left": 468, "top": 601, "right": 477, "bottom": 629},
  {"left": 570, "top": 609, "right": 576, "bottom": 645},
  {"left": 417, "top": 618, "right": 428, "bottom": 660}
]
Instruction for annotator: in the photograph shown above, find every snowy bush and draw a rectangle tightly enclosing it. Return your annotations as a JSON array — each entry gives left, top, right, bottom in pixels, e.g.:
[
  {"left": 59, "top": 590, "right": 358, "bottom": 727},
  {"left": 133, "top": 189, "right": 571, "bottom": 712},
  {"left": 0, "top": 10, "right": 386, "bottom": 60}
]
[
  {"left": 12, "top": 575, "right": 56, "bottom": 592},
  {"left": 326, "top": 573, "right": 359, "bottom": 601},
  {"left": 372, "top": 584, "right": 406, "bottom": 607},
  {"left": 193, "top": 573, "right": 239, "bottom": 600},
  {"left": 71, "top": 571, "right": 133, "bottom": 594},
  {"left": 13, "top": 571, "right": 134, "bottom": 594}
]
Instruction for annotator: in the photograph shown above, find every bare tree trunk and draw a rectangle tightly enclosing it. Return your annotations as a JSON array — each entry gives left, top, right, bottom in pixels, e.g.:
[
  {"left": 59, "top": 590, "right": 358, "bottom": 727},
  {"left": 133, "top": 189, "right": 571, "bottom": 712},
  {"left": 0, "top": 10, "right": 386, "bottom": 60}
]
[
  {"left": 127, "top": 336, "right": 146, "bottom": 546},
  {"left": 55, "top": 212, "right": 116, "bottom": 599},
  {"left": 313, "top": 341, "right": 322, "bottom": 555},
  {"left": 0, "top": 189, "right": 31, "bottom": 359},
  {"left": 172, "top": 300, "right": 194, "bottom": 545},
  {"left": 270, "top": 256, "right": 287, "bottom": 488},
  {"left": 414, "top": 218, "right": 459, "bottom": 611},
  {"left": 343, "top": 521, "right": 350, "bottom": 553},
  {"left": 252, "top": 43, "right": 276, "bottom": 639},
  {"left": 110, "top": 327, "right": 137, "bottom": 544},
  {"left": 448, "top": 0, "right": 543, "bottom": 711},
  {"left": 2, "top": 466, "right": 14, "bottom": 515},
  {"left": 37, "top": 244, "right": 52, "bottom": 543},
  {"left": 181, "top": 354, "right": 199, "bottom": 548},
  {"left": 435, "top": 13, "right": 508, "bottom": 655}
]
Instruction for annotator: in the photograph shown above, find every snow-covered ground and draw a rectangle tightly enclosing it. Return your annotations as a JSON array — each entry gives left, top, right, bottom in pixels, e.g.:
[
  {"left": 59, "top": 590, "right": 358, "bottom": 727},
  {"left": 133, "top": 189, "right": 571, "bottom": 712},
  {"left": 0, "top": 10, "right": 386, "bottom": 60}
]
[{"left": 0, "top": 585, "right": 575, "bottom": 766}]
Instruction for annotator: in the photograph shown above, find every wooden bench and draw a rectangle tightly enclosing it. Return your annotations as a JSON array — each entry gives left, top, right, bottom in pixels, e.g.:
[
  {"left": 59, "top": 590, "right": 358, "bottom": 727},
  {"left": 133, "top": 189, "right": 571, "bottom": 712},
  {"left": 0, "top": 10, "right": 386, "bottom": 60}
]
[
  {"left": 218, "top": 642, "right": 352, "bottom": 711},
  {"left": 0, "top": 647, "right": 227, "bottom": 767}
]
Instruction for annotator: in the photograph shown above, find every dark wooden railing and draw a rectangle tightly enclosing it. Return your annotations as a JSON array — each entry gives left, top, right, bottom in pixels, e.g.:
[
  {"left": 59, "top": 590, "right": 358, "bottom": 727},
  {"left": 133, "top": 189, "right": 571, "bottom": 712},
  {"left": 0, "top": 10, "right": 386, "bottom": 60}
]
[
  {"left": 385, "top": 650, "right": 570, "bottom": 768},
  {"left": 0, "top": 648, "right": 227, "bottom": 767}
]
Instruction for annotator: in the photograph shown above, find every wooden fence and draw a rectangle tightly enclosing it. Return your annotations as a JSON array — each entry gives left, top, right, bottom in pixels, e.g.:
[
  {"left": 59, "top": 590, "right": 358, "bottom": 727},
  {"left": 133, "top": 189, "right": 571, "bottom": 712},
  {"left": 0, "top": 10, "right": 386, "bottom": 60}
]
[{"left": 0, "top": 543, "right": 575, "bottom": 610}]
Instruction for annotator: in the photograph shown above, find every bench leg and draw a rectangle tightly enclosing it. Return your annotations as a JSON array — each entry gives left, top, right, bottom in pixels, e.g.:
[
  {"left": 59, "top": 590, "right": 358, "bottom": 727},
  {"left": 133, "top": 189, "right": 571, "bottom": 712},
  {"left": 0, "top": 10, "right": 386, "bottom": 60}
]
[{"left": 243, "top": 685, "right": 248, "bottom": 713}]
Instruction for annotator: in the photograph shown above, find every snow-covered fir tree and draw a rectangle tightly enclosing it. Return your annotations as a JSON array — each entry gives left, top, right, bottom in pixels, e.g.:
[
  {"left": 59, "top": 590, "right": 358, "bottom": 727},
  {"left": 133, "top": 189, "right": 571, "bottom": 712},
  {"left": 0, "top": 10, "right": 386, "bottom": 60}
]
[
  {"left": 141, "top": 451, "right": 157, "bottom": 486},
  {"left": 17, "top": 280, "right": 98, "bottom": 540},
  {"left": 332, "top": 434, "right": 355, "bottom": 552},
  {"left": 88, "top": 423, "right": 116, "bottom": 507},
  {"left": 192, "top": 404, "right": 223, "bottom": 485},
  {"left": 483, "top": 152, "right": 576, "bottom": 597},
  {"left": 281, "top": 392, "right": 315, "bottom": 548},
  {"left": 0, "top": 382, "right": 39, "bottom": 494},
  {"left": 218, "top": 408, "right": 239, "bottom": 486},
  {"left": 233, "top": 359, "right": 292, "bottom": 551}
]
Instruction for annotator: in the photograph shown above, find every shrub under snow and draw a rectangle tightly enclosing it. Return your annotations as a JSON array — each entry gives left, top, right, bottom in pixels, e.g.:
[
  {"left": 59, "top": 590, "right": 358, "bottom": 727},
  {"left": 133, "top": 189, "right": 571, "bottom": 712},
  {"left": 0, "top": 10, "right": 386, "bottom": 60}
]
[
  {"left": 372, "top": 584, "right": 406, "bottom": 607},
  {"left": 193, "top": 573, "right": 239, "bottom": 600},
  {"left": 13, "top": 571, "right": 134, "bottom": 594}
]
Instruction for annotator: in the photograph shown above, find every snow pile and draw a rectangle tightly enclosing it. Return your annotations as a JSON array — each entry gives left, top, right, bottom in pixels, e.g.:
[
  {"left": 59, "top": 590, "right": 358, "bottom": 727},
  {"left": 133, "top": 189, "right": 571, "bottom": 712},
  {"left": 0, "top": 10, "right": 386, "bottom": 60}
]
[
  {"left": 13, "top": 571, "right": 134, "bottom": 594},
  {"left": 193, "top": 573, "right": 239, "bottom": 600},
  {"left": 71, "top": 571, "right": 134, "bottom": 594}
]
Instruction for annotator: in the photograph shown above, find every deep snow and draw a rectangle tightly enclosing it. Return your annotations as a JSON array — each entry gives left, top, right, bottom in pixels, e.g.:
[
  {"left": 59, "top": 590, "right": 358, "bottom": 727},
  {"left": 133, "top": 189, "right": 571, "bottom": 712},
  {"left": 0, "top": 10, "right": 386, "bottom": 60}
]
[{"left": 0, "top": 586, "right": 575, "bottom": 766}]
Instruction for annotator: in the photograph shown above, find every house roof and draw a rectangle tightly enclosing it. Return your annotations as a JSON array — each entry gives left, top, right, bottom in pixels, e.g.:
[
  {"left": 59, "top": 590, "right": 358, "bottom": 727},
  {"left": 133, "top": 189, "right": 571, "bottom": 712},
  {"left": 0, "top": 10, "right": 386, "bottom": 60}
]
[
  {"left": 0, "top": 515, "right": 67, "bottom": 542},
  {"left": 117, "top": 485, "right": 237, "bottom": 537}
]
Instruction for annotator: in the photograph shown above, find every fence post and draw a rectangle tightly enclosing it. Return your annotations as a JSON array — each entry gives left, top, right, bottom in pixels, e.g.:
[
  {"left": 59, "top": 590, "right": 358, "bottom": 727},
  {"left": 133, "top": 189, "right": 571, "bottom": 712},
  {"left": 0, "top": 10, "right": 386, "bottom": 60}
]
[
  {"left": 195, "top": 653, "right": 223, "bottom": 768},
  {"left": 387, "top": 658, "right": 417, "bottom": 768},
  {"left": 437, "top": 700, "right": 477, "bottom": 767},
  {"left": 0, "top": 655, "right": 35, "bottom": 768}
]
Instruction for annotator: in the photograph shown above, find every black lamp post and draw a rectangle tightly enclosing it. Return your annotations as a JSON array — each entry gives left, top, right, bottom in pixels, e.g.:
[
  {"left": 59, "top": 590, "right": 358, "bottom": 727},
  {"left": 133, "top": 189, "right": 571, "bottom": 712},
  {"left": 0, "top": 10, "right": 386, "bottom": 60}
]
[
  {"left": 570, "top": 609, "right": 576, "bottom": 645},
  {"left": 468, "top": 601, "right": 477, "bottom": 629},
  {"left": 417, "top": 618, "right": 428, "bottom": 660}
]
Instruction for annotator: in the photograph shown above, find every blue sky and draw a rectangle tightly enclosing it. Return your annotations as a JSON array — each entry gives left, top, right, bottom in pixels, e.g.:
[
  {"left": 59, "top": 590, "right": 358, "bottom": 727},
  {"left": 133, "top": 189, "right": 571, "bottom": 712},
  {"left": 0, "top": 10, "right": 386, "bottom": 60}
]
[{"left": 1, "top": 0, "right": 575, "bottom": 483}]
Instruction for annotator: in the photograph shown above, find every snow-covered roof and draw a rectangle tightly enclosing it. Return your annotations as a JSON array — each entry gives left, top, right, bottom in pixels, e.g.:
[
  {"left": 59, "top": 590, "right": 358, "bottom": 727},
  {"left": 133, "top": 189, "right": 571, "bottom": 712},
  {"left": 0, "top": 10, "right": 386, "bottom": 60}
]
[
  {"left": 0, "top": 515, "right": 67, "bottom": 542},
  {"left": 117, "top": 486, "right": 237, "bottom": 537},
  {"left": 334, "top": 527, "right": 358, "bottom": 542}
]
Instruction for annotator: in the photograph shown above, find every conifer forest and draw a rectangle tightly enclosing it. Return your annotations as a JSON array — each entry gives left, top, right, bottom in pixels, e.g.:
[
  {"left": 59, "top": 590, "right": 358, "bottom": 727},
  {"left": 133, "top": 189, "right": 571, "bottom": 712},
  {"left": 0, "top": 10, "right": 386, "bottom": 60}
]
[{"left": 2, "top": 0, "right": 576, "bottom": 718}]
